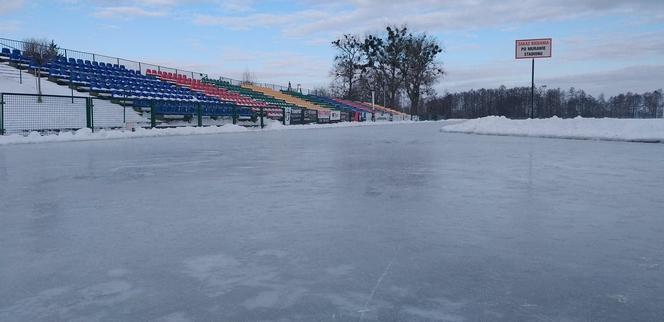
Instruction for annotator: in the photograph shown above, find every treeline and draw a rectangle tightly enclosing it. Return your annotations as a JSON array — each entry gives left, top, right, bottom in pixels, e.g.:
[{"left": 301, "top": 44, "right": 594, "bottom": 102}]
[
  {"left": 424, "top": 86, "right": 664, "bottom": 119},
  {"left": 330, "top": 25, "right": 444, "bottom": 116}
]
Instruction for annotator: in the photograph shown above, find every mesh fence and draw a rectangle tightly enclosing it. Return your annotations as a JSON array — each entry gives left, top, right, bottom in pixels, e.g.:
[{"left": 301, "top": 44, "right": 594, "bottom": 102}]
[
  {"left": 1, "top": 93, "right": 279, "bottom": 135},
  {"left": 92, "top": 99, "right": 149, "bottom": 130},
  {"left": 1, "top": 93, "right": 88, "bottom": 134}
]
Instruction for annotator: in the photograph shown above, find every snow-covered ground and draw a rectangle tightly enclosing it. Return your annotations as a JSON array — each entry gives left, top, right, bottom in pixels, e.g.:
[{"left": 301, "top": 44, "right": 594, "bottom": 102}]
[
  {"left": 1, "top": 122, "right": 663, "bottom": 321},
  {"left": 0, "top": 119, "right": 424, "bottom": 145},
  {"left": 1, "top": 62, "right": 146, "bottom": 132},
  {"left": 441, "top": 116, "right": 664, "bottom": 143},
  {"left": 0, "top": 62, "right": 83, "bottom": 96}
]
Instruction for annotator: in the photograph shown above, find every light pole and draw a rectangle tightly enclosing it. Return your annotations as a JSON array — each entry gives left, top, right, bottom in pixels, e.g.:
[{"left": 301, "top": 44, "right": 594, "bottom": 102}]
[{"left": 371, "top": 90, "right": 376, "bottom": 122}]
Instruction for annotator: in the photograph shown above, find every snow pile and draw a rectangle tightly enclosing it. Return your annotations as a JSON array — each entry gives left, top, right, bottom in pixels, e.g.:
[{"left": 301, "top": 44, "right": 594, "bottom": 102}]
[
  {"left": 261, "top": 119, "right": 421, "bottom": 131},
  {"left": 0, "top": 124, "right": 249, "bottom": 145},
  {"left": 0, "top": 120, "right": 425, "bottom": 145},
  {"left": 440, "top": 116, "right": 664, "bottom": 143}
]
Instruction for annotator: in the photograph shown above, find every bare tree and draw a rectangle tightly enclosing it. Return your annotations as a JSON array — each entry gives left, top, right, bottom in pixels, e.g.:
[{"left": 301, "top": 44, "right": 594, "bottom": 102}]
[
  {"left": 22, "top": 38, "right": 59, "bottom": 101},
  {"left": 331, "top": 34, "right": 369, "bottom": 100},
  {"left": 311, "top": 87, "right": 329, "bottom": 97},
  {"left": 399, "top": 32, "right": 444, "bottom": 118},
  {"left": 365, "top": 25, "right": 408, "bottom": 110}
]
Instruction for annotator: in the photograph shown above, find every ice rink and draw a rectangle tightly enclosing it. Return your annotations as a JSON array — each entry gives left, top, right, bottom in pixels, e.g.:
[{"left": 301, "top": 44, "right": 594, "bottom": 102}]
[{"left": 1, "top": 122, "right": 663, "bottom": 321}]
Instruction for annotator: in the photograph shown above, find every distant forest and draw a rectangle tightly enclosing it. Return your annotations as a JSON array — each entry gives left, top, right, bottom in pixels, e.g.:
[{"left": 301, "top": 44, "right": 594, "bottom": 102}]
[{"left": 422, "top": 87, "right": 664, "bottom": 120}]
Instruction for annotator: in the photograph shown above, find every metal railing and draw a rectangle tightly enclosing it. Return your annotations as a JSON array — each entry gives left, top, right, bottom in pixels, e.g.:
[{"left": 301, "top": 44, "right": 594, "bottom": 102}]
[
  {"left": 0, "top": 37, "right": 207, "bottom": 80},
  {"left": 1, "top": 37, "right": 312, "bottom": 92}
]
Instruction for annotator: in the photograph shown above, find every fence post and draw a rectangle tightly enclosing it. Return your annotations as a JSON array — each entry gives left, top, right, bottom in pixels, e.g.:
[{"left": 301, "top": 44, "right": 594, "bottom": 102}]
[
  {"left": 197, "top": 103, "right": 203, "bottom": 127},
  {"left": 19, "top": 69, "right": 22, "bottom": 84},
  {"left": 86, "top": 98, "right": 94, "bottom": 132},
  {"left": 150, "top": 101, "right": 156, "bottom": 128},
  {"left": 0, "top": 93, "right": 4, "bottom": 135},
  {"left": 232, "top": 105, "right": 237, "bottom": 125},
  {"left": 260, "top": 107, "right": 264, "bottom": 128}
]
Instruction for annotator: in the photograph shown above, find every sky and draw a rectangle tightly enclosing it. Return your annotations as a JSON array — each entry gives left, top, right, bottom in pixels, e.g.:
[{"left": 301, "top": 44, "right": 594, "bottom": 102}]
[{"left": 1, "top": 0, "right": 663, "bottom": 96}]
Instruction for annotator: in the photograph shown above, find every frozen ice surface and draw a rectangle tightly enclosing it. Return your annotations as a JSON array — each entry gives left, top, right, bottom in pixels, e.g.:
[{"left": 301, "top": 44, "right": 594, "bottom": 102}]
[{"left": 1, "top": 122, "right": 663, "bottom": 321}]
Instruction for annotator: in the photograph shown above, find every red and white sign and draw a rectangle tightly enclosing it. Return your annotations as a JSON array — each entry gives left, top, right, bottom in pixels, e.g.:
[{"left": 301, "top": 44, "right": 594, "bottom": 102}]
[{"left": 515, "top": 38, "right": 552, "bottom": 59}]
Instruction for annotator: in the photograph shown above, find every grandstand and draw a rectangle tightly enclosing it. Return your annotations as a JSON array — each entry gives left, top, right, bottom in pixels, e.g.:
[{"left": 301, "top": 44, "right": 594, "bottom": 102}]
[
  {"left": 355, "top": 101, "right": 408, "bottom": 118},
  {"left": 242, "top": 84, "right": 332, "bottom": 118},
  {"left": 147, "top": 70, "right": 284, "bottom": 119},
  {"left": 0, "top": 43, "right": 254, "bottom": 129},
  {"left": 280, "top": 90, "right": 367, "bottom": 122},
  {"left": 203, "top": 78, "right": 296, "bottom": 111},
  {"left": 1, "top": 37, "right": 411, "bottom": 134}
]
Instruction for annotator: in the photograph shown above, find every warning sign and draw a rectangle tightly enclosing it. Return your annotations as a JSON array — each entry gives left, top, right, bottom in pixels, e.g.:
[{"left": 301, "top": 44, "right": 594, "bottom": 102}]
[{"left": 515, "top": 38, "right": 552, "bottom": 59}]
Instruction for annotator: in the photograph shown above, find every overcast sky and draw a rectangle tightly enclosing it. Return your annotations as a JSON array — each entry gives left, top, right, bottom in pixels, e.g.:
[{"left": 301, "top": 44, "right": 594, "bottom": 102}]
[{"left": 1, "top": 0, "right": 663, "bottom": 96}]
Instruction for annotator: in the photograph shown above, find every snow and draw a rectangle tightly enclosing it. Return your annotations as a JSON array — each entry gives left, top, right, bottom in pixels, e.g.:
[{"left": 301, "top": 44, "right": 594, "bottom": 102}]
[
  {"left": 1, "top": 122, "right": 663, "bottom": 321},
  {"left": 1, "top": 62, "right": 93, "bottom": 97},
  {"left": 440, "top": 116, "right": 664, "bottom": 143},
  {"left": 0, "top": 119, "right": 422, "bottom": 145}
]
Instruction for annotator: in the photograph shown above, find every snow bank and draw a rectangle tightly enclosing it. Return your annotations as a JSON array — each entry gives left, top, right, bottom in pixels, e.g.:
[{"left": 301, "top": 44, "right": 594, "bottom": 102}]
[
  {"left": 440, "top": 116, "right": 664, "bottom": 143},
  {"left": 0, "top": 125, "right": 248, "bottom": 145},
  {"left": 0, "top": 120, "right": 424, "bottom": 145},
  {"left": 261, "top": 119, "right": 421, "bottom": 131}
]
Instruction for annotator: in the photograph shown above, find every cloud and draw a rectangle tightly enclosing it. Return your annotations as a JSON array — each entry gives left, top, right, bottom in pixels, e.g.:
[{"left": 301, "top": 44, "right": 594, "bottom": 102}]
[
  {"left": 219, "top": 0, "right": 254, "bottom": 13},
  {"left": 0, "top": 0, "right": 25, "bottom": 15},
  {"left": 0, "top": 20, "right": 20, "bottom": 32},
  {"left": 192, "top": 0, "right": 664, "bottom": 38},
  {"left": 93, "top": 6, "right": 169, "bottom": 18},
  {"left": 558, "top": 30, "right": 664, "bottom": 61},
  {"left": 541, "top": 65, "right": 664, "bottom": 96}
]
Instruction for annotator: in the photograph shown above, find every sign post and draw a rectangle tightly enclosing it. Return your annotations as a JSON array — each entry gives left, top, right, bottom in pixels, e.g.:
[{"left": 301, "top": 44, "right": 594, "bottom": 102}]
[{"left": 515, "top": 38, "right": 552, "bottom": 118}]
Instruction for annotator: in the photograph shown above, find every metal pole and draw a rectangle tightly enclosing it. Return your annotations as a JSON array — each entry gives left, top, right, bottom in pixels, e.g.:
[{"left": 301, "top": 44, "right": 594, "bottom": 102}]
[
  {"left": 70, "top": 68, "right": 74, "bottom": 103},
  {"left": 260, "top": 107, "right": 264, "bottom": 128},
  {"left": 86, "top": 98, "right": 92, "bottom": 131},
  {"left": 530, "top": 58, "right": 535, "bottom": 119},
  {"left": 150, "top": 101, "right": 156, "bottom": 128},
  {"left": 371, "top": 90, "right": 376, "bottom": 122},
  {"left": 0, "top": 93, "right": 4, "bottom": 135},
  {"left": 197, "top": 103, "right": 202, "bottom": 127}
]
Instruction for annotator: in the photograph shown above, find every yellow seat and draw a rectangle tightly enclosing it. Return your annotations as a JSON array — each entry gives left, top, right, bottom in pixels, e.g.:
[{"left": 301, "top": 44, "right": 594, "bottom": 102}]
[{"left": 242, "top": 84, "right": 331, "bottom": 112}]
